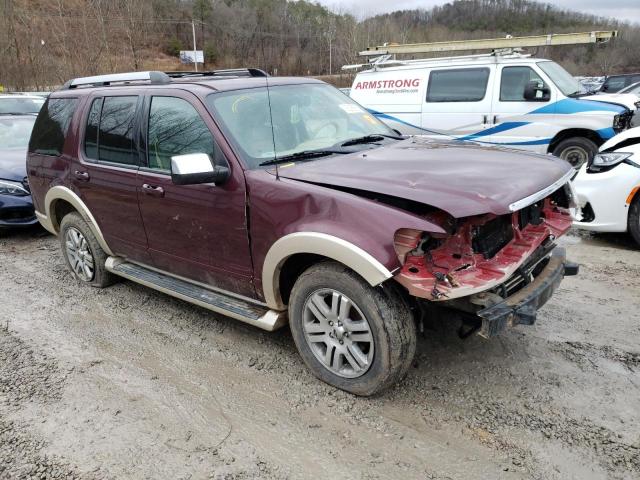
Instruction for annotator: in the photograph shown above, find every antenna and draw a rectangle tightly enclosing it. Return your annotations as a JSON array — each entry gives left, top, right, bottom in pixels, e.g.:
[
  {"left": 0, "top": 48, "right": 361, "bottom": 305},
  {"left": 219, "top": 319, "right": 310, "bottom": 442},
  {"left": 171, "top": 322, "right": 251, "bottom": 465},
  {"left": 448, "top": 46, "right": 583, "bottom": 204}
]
[{"left": 264, "top": 74, "right": 280, "bottom": 180}]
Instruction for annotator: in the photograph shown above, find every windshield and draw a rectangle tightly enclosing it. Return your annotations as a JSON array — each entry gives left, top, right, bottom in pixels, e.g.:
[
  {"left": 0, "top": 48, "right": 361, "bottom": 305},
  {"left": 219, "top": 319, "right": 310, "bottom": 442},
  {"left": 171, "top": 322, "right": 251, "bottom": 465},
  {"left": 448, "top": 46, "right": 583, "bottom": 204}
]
[
  {"left": 0, "top": 116, "right": 36, "bottom": 149},
  {"left": 206, "top": 83, "right": 396, "bottom": 168},
  {"left": 619, "top": 82, "right": 640, "bottom": 95},
  {"left": 0, "top": 97, "right": 45, "bottom": 115},
  {"left": 537, "top": 61, "right": 586, "bottom": 96}
]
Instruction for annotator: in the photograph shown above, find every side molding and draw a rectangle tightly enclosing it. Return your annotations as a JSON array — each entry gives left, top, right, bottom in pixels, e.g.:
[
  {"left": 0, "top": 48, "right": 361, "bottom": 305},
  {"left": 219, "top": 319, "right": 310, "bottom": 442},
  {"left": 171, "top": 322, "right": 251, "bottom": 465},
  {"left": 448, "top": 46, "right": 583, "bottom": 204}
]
[
  {"left": 41, "top": 186, "right": 114, "bottom": 256},
  {"left": 262, "top": 232, "right": 393, "bottom": 310}
]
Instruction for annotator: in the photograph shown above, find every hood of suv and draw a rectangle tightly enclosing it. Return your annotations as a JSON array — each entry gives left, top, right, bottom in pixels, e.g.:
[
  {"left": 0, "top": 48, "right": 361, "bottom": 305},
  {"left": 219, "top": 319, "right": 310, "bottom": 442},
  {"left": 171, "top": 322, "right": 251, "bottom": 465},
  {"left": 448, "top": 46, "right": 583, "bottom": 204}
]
[
  {"left": 0, "top": 147, "right": 27, "bottom": 181},
  {"left": 276, "top": 138, "right": 572, "bottom": 218}
]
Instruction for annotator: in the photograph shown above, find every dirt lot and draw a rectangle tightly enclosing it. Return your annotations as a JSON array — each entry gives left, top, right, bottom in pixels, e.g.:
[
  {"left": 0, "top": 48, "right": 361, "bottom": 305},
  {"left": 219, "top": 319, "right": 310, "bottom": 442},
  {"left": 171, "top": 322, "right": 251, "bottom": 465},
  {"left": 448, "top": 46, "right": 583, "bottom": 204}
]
[{"left": 1, "top": 227, "right": 639, "bottom": 480}]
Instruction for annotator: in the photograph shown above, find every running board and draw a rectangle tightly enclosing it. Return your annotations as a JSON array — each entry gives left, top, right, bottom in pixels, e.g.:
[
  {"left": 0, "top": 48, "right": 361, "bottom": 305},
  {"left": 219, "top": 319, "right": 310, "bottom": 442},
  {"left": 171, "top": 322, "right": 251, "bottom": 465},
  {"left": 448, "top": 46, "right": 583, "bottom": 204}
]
[{"left": 105, "top": 257, "right": 287, "bottom": 331}]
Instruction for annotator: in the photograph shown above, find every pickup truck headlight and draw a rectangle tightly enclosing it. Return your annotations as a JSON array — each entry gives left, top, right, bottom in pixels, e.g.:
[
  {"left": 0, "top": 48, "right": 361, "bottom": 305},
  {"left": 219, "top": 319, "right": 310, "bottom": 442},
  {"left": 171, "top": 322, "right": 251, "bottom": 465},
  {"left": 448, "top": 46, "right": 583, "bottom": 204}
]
[{"left": 0, "top": 179, "right": 29, "bottom": 196}]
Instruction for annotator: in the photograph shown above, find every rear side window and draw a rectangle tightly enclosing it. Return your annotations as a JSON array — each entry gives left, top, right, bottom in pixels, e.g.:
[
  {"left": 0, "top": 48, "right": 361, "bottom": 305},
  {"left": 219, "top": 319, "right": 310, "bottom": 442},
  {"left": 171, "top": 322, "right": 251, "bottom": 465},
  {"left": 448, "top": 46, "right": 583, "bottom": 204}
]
[
  {"left": 147, "top": 96, "right": 221, "bottom": 172},
  {"left": 83, "top": 96, "right": 138, "bottom": 166},
  {"left": 427, "top": 68, "right": 489, "bottom": 102},
  {"left": 28, "top": 98, "right": 78, "bottom": 156}
]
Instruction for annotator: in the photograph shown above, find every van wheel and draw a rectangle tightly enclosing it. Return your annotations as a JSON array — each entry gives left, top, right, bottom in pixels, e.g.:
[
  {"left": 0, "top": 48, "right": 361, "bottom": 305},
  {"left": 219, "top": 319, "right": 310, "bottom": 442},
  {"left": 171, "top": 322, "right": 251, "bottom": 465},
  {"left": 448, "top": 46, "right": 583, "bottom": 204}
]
[
  {"left": 59, "top": 212, "right": 115, "bottom": 288},
  {"left": 629, "top": 195, "right": 640, "bottom": 247},
  {"left": 288, "top": 261, "right": 416, "bottom": 396},
  {"left": 552, "top": 137, "right": 598, "bottom": 168}
]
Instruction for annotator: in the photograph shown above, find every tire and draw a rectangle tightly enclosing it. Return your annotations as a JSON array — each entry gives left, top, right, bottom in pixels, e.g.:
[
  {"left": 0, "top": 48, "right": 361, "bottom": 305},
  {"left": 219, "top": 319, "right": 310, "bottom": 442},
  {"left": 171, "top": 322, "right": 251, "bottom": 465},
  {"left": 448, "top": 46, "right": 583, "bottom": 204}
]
[
  {"left": 288, "top": 261, "right": 416, "bottom": 396},
  {"left": 59, "top": 212, "right": 115, "bottom": 288},
  {"left": 552, "top": 137, "right": 598, "bottom": 168},
  {"left": 629, "top": 195, "right": 640, "bottom": 247}
]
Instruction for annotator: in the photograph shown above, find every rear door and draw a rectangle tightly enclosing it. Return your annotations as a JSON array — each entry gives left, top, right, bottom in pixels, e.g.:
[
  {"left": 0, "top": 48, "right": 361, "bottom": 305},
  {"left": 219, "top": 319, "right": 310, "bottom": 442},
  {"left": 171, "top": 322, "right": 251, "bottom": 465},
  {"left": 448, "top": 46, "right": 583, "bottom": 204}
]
[
  {"left": 421, "top": 66, "right": 494, "bottom": 141},
  {"left": 73, "top": 93, "right": 151, "bottom": 263},
  {"left": 136, "top": 89, "right": 254, "bottom": 297}
]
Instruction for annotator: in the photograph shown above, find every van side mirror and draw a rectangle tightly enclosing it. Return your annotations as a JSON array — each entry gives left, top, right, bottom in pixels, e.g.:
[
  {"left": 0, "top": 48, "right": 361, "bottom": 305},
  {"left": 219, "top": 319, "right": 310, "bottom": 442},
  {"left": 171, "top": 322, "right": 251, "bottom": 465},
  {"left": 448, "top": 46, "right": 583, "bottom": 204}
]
[
  {"left": 523, "top": 80, "right": 550, "bottom": 102},
  {"left": 170, "top": 153, "right": 230, "bottom": 186}
]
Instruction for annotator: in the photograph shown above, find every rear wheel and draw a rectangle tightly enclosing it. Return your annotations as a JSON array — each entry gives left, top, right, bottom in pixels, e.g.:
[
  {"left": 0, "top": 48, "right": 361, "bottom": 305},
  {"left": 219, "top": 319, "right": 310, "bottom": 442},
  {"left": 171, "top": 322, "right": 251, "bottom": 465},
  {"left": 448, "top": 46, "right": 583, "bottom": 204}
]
[
  {"left": 59, "top": 212, "right": 115, "bottom": 288},
  {"left": 552, "top": 137, "right": 598, "bottom": 168},
  {"left": 629, "top": 195, "right": 640, "bottom": 247},
  {"left": 288, "top": 261, "right": 416, "bottom": 396}
]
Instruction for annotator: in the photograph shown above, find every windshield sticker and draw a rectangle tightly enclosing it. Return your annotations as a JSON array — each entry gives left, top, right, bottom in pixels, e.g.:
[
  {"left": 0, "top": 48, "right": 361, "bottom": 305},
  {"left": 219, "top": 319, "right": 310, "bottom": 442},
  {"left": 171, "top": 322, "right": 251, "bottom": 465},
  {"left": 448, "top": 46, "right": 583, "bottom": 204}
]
[{"left": 339, "top": 104, "right": 362, "bottom": 114}]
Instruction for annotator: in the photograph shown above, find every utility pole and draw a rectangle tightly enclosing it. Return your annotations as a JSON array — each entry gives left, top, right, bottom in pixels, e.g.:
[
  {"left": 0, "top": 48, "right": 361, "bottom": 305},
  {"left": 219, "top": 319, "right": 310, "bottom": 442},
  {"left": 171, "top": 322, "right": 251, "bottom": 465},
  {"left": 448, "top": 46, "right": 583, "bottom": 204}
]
[{"left": 191, "top": 20, "right": 198, "bottom": 72}]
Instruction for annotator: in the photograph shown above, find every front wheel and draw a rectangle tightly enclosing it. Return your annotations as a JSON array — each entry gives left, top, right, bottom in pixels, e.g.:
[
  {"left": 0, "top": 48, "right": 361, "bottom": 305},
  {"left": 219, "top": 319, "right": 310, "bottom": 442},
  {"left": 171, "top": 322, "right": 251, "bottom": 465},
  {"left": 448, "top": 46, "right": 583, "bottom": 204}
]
[
  {"left": 288, "top": 261, "right": 416, "bottom": 396},
  {"left": 552, "top": 137, "right": 598, "bottom": 168}
]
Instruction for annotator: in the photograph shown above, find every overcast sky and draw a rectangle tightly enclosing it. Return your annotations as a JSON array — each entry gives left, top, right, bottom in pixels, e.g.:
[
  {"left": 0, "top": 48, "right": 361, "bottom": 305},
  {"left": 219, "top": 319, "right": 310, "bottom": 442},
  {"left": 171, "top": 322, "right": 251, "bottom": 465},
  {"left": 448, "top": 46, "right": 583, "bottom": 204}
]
[{"left": 316, "top": 0, "right": 640, "bottom": 25}]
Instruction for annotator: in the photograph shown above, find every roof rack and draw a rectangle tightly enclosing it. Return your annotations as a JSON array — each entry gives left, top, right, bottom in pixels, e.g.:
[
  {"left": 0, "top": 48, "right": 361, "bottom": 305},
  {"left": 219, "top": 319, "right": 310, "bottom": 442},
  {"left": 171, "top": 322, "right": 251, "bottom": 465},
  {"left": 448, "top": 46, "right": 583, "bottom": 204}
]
[
  {"left": 165, "top": 68, "right": 269, "bottom": 78},
  {"left": 344, "top": 31, "right": 617, "bottom": 71},
  {"left": 62, "top": 71, "right": 171, "bottom": 89},
  {"left": 359, "top": 31, "right": 617, "bottom": 57},
  {"left": 342, "top": 50, "right": 531, "bottom": 71}
]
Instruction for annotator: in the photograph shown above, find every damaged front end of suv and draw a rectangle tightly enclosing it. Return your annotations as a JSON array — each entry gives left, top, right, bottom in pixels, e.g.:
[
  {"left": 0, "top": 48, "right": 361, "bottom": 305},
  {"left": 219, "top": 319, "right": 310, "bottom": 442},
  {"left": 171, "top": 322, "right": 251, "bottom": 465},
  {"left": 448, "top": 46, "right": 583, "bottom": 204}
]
[{"left": 394, "top": 181, "right": 578, "bottom": 338}]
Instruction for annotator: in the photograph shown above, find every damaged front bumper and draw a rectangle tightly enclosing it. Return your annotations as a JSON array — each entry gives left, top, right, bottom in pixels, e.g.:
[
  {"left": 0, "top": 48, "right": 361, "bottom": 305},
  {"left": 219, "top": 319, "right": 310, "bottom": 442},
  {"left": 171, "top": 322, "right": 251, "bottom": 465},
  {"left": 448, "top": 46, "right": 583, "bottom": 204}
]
[{"left": 474, "top": 247, "right": 578, "bottom": 338}]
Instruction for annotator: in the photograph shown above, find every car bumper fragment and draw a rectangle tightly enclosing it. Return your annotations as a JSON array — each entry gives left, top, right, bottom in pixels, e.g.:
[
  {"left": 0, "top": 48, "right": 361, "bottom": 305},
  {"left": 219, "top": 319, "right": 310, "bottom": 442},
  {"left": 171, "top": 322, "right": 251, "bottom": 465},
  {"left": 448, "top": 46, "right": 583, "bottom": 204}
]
[{"left": 476, "top": 247, "right": 578, "bottom": 338}]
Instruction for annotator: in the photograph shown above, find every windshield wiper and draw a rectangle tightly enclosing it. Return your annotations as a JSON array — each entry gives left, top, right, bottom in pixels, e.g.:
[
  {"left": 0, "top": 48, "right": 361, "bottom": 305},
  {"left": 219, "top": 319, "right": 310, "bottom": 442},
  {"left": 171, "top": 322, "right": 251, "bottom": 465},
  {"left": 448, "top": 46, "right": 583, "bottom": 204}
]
[
  {"left": 340, "top": 134, "right": 404, "bottom": 147},
  {"left": 567, "top": 90, "right": 592, "bottom": 98},
  {"left": 258, "top": 149, "right": 344, "bottom": 167}
]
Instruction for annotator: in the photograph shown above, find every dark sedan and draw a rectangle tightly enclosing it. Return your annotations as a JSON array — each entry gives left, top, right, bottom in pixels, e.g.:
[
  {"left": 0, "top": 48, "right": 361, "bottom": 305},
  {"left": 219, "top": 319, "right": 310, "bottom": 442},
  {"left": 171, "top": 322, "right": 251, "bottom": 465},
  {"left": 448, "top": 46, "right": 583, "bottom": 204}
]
[{"left": 0, "top": 115, "right": 38, "bottom": 231}]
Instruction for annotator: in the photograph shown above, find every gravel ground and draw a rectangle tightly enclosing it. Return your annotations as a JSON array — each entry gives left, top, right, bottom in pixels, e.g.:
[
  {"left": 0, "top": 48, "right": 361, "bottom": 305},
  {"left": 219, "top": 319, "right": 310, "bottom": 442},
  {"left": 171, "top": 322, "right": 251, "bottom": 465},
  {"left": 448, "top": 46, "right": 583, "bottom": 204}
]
[{"left": 0, "top": 227, "right": 638, "bottom": 479}]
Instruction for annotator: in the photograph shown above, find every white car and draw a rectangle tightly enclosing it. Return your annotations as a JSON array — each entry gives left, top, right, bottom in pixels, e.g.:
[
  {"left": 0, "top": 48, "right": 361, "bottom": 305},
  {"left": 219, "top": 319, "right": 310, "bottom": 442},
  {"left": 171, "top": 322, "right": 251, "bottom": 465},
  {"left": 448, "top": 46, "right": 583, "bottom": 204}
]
[
  {"left": 572, "top": 127, "right": 640, "bottom": 245},
  {"left": 0, "top": 94, "right": 45, "bottom": 115}
]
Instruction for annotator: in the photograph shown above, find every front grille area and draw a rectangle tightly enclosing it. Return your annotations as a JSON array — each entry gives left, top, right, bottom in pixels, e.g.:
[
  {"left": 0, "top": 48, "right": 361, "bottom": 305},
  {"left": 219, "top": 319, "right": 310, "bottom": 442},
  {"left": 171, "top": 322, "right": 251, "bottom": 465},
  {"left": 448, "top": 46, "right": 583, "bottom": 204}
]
[
  {"left": 0, "top": 206, "right": 36, "bottom": 223},
  {"left": 472, "top": 215, "right": 514, "bottom": 259},
  {"left": 519, "top": 201, "right": 544, "bottom": 229}
]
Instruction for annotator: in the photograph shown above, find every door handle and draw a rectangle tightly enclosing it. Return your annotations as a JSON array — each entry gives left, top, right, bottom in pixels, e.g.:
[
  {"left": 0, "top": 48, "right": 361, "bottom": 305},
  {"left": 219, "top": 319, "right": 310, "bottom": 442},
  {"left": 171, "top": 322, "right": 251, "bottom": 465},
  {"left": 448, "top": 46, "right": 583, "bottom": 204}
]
[
  {"left": 142, "top": 183, "right": 165, "bottom": 197},
  {"left": 483, "top": 115, "right": 488, "bottom": 125},
  {"left": 493, "top": 115, "right": 499, "bottom": 125},
  {"left": 74, "top": 170, "right": 90, "bottom": 181}
]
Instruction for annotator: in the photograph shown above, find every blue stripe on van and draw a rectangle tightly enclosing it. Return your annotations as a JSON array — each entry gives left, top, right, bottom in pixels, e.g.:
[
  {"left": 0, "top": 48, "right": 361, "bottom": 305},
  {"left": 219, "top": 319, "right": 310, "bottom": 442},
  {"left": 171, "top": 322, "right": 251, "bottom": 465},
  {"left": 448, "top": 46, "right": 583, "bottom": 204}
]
[
  {"left": 456, "top": 121, "right": 529, "bottom": 141},
  {"left": 530, "top": 98, "right": 625, "bottom": 115}
]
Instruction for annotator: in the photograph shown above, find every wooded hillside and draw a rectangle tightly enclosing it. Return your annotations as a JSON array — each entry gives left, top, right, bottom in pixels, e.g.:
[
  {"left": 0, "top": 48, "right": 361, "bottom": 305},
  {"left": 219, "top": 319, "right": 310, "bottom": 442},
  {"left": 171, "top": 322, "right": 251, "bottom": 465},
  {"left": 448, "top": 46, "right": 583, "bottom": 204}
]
[{"left": 2, "top": 0, "right": 639, "bottom": 90}]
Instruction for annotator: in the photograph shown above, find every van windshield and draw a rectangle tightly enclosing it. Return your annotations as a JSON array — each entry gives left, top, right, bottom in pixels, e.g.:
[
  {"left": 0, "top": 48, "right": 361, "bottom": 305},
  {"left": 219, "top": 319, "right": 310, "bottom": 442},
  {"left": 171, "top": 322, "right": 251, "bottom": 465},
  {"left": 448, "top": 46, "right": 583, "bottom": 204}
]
[
  {"left": 206, "top": 83, "right": 396, "bottom": 169},
  {"left": 537, "top": 61, "right": 586, "bottom": 97}
]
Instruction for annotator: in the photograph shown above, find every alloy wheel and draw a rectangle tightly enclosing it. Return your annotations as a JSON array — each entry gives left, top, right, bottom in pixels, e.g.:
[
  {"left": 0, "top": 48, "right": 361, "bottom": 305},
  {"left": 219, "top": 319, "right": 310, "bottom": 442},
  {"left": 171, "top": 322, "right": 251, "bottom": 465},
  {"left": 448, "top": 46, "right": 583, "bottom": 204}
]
[
  {"left": 302, "top": 288, "right": 375, "bottom": 378},
  {"left": 65, "top": 227, "right": 95, "bottom": 282}
]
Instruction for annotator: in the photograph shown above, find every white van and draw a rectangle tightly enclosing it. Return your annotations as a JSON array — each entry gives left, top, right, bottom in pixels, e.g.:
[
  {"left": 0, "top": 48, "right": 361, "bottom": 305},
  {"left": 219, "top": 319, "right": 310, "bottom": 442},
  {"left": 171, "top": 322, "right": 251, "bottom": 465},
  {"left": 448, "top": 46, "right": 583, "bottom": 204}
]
[{"left": 349, "top": 54, "right": 639, "bottom": 166}]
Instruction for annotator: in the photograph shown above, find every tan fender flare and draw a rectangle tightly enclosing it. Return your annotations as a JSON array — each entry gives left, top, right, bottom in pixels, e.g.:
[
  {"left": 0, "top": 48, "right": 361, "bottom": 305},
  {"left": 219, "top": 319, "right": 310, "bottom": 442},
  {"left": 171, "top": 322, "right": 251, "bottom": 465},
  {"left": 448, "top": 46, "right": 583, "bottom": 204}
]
[
  {"left": 262, "top": 232, "right": 393, "bottom": 310},
  {"left": 37, "top": 185, "right": 114, "bottom": 256}
]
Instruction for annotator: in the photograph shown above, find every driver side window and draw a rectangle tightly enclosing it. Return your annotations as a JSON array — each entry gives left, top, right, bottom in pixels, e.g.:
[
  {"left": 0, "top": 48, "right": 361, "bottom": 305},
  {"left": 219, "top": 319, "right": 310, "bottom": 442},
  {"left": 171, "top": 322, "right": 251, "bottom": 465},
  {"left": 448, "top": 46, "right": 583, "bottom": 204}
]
[
  {"left": 147, "top": 96, "right": 223, "bottom": 172},
  {"left": 500, "top": 66, "right": 547, "bottom": 102}
]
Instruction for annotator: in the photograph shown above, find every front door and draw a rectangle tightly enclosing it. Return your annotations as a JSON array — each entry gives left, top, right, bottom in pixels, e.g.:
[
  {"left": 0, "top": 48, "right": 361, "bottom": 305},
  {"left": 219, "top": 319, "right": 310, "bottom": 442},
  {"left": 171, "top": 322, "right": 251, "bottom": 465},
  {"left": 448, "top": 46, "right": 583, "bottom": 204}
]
[
  {"left": 489, "top": 64, "right": 556, "bottom": 152},
  {"left": 136, "top": 91, "right": 254, "bottom": 297}
]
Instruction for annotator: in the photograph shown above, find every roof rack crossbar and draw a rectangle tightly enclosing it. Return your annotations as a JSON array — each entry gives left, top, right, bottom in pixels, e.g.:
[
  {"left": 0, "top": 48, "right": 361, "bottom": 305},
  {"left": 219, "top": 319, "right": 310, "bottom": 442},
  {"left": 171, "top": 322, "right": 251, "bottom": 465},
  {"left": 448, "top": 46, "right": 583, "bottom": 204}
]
[
  {"left": 165, "top": 68, "right": 269, "bottom": 78},
  {"left": 62, "top": 71, "right": 171, "bottom": 89},
  {"left": 342, "top": 51, "right": 531, "bottom": 71}
]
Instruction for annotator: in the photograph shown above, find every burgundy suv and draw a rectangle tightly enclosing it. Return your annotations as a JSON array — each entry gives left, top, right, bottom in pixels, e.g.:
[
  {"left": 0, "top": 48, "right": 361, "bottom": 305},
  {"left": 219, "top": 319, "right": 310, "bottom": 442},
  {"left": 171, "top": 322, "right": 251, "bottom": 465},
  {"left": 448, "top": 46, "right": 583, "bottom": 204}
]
[{"left": 27, "top": 69, "right": 577, "bottom": 395}]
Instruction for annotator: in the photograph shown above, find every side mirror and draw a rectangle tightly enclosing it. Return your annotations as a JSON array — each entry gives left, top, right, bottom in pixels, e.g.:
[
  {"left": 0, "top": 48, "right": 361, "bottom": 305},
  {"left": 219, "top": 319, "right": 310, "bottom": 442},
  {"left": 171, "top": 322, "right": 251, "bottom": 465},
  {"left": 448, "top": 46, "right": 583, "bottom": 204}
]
[
  {"left": 170, "top": 153, "right": 229, "bottom": 186},
  {"left": 523, "top": 80, "right": 550, "bottom": 102}
]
